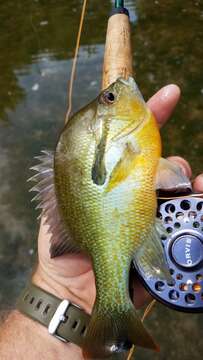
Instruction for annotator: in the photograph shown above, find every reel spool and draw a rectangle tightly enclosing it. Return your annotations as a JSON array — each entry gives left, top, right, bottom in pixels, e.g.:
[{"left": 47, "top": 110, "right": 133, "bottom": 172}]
[{"left": 134, "top": 194, "right": 203, "bottom": 313}]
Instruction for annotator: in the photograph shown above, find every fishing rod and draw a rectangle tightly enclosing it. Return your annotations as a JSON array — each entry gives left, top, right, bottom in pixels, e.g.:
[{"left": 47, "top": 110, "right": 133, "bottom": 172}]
[
  {"left": 102, "top": 0, "right": 203, "bottom": 314},
  {"left": 114, "top": 0, "right": 128, "bottom": 13},
  {"left": 115, "top": 0, "right": 124, "bottom": 7},
  {"left": 102, "top": 0, "right": 132, "bottom": 89}
]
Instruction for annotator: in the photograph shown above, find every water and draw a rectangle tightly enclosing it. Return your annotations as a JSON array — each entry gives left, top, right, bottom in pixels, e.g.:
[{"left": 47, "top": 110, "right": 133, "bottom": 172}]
[{"left": 0, "top": 0, "right": 202, "bottom": 358}]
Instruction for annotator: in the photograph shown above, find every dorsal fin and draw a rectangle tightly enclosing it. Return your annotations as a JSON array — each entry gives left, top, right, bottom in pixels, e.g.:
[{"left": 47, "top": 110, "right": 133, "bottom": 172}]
[{"left": 29, "top": 150, "right": 80, "bottom": 258}]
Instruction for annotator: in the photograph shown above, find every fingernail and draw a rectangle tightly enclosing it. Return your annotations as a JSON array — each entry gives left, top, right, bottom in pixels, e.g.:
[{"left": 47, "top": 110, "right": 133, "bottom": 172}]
[
  {"left": 167, "top": 156, "right": 192, "bottom": 178},
  {"left": 161, "top": 84, "right": 181, "bottom": 101}
]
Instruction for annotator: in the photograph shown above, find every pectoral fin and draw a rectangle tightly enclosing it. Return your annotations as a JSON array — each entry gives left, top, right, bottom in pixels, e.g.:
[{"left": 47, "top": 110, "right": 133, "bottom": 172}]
[
  {"left": 156, "top": 157, "right": 191, "bottom": 192},
  {"left": 134, "top": 219, "right": 172, "bottom": 283},
  {"left": 29, "top": 150, "right": 81, "bottom": 258},
  {"left": 105, "top": 140, "right": 141, "bottom": 193}
]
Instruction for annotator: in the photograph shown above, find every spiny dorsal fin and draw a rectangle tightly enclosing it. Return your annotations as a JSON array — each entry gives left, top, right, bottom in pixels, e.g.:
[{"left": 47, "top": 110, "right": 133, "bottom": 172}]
[{"left": 29, "top": 150, "right": 80, "bottom": 258}]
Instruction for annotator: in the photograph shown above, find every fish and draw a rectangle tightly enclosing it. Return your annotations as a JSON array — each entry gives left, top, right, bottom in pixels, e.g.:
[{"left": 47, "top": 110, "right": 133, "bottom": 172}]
[{"left": 30, "top": 77, "right": 191, "bottom": 359}]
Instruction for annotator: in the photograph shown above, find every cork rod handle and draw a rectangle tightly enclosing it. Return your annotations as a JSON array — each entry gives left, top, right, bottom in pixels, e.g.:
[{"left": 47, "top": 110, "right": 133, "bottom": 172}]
[{"left": 102, "top": 13, "right": 133, "bottom": 90}]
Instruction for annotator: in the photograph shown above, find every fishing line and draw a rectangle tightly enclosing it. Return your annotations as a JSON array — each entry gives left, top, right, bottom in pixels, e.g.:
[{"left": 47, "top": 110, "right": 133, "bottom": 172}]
[
  {"left": 65, "top": 0, "right": 88, "bottom": 124},
  {"left": 29, "top": 0, "right": 42, "bottom": 76},
  {"left": 142, "top": 299, "right": 157, "bottom": 322},
  {"left": 127, "top": 300, "right": 157, "bottom": 360}
]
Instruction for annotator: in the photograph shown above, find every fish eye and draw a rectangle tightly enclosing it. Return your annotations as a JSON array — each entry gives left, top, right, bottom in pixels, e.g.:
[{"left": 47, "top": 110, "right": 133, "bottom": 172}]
[{"left": 100, "top": 91, "right": 115, "bottom": 105}]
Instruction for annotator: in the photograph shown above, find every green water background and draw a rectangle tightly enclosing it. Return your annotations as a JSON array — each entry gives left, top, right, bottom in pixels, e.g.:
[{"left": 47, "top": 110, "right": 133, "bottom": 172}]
[{"left": 0, "top": 0, "right": 202, "bottom": 359}]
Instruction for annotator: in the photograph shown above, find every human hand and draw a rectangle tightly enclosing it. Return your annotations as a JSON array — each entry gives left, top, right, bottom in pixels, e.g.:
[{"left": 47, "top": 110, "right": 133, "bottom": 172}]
[{"left": 33, "top": 84, "right": 203, "bottom": 313}]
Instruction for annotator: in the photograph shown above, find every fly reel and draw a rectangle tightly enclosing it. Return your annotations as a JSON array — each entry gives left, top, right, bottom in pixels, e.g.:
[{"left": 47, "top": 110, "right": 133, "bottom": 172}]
[{"left": 134, "top": 193, "right": 203, "bottom": 312}]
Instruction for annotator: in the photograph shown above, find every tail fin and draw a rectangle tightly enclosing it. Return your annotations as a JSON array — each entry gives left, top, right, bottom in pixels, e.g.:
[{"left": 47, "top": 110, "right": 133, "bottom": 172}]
[{"left": 82, "top": 305, "right": 159, "bottom": 359}]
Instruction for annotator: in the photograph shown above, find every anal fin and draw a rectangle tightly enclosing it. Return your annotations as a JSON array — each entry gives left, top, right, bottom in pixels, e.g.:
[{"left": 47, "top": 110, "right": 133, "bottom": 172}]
[
  {"left": 29, "top": 150, "right": 80, "bottom": 258},
  {"left": 134, "top": 219, "right": 172, "bottom": 283}
]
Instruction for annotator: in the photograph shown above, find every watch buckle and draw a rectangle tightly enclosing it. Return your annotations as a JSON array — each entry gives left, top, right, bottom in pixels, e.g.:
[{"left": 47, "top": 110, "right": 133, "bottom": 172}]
[{"left": 48, "top": 299, "right": 70, "bottom": 342}]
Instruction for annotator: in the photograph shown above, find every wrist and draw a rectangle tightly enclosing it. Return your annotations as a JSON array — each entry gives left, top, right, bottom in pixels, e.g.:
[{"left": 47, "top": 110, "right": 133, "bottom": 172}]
[
  {"left": 36, "top": 221, "right": 95, "bottom": 314},
  {"left": 16, "top": 280, "right": 91, "bottom": 357},
  {"left": 32, "top": 265, "right": 93, "bottom": 314},
  {"left": 0, "top": 310, "right": 84, "bottom": 360},
  {"left": 32, "top": 266, "right": 75, "bottom": 304}
]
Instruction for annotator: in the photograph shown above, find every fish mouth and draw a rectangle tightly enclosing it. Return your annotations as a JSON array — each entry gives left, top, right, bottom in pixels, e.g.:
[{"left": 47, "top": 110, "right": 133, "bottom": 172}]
[
  {"left": 118, "top": 76, "right": 136, "bottom": 87},
  {"left": 118, "top": 77, "right": 145, "bottom": 102}
]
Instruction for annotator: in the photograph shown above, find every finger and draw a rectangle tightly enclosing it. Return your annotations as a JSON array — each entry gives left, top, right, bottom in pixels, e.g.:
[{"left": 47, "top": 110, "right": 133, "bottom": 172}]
[
  {"left": 147, "top": 84, "right": 181, "bottom": 127},
  {"left": 167, "top": 156, "right": 192, "bottom": 178},
  {"left": 193, "top": 174, "right": 203, "bottom": 193}
]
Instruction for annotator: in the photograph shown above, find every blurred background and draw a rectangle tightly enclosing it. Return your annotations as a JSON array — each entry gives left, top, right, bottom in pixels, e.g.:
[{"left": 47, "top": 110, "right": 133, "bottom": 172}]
[{"left": 0, "top": 0, "right": 202, "bottom": 358}]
